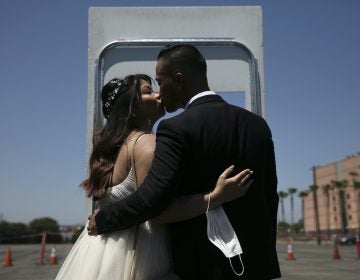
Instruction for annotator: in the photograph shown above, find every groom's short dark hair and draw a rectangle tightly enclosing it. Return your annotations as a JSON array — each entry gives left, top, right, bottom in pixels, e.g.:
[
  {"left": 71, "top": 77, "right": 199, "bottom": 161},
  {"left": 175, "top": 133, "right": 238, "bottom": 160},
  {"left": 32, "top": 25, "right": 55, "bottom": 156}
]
[{"left": 157, "top": 43, "right": 207, "bottom": 76}]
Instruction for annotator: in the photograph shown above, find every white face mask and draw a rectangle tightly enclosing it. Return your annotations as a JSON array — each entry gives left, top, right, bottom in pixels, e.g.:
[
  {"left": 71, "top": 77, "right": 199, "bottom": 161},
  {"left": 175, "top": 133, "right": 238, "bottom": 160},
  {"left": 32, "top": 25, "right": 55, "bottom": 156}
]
[{"left": 206, "top": 201, "right": 244, "bottom": 276}]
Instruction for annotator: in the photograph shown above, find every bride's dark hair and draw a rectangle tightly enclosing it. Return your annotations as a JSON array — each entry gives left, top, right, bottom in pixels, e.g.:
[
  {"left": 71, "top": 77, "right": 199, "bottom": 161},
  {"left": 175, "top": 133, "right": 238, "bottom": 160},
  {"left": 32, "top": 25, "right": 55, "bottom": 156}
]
[{"left": 81, "top": 74, "right": 152, "bottom": 199}]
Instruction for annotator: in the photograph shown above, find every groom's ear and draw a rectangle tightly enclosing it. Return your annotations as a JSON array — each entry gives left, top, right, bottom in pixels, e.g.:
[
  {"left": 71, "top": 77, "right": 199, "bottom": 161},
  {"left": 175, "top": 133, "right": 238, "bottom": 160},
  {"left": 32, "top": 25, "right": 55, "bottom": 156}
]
[{"left": 173, "top": 72, "right": 184, "bottom": 89}]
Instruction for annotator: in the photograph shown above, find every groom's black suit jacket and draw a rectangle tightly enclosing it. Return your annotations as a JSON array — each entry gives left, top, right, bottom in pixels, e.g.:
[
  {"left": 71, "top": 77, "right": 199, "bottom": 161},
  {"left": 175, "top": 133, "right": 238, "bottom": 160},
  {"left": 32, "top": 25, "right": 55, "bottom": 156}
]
[{"left": 96, "top": 95, "right": 281, "bottom": 279}]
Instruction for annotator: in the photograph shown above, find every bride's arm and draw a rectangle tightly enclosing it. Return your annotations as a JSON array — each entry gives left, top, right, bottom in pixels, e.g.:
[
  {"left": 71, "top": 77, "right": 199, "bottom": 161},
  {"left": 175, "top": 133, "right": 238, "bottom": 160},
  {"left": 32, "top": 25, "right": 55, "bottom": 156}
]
[
  {"left": 134, "top": 135, "right": 253, "bottom": 224},
  {"left": 152, "top": 166, "right": 253, "bottom": 224}
]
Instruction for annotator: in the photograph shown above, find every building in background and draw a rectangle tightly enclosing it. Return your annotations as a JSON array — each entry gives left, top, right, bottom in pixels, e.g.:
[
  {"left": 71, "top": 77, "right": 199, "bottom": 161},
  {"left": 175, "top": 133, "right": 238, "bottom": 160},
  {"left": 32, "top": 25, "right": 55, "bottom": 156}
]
[{"left": 303, "top": 153, "right": 360, "bottom": 239}]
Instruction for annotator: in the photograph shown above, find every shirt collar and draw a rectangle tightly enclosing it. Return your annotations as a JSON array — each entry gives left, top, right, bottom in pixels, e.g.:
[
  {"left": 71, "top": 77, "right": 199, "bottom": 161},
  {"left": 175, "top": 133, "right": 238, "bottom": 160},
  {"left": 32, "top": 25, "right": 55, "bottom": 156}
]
[{"left": 185, "top": 91, "right": 216, "bottom": 109}]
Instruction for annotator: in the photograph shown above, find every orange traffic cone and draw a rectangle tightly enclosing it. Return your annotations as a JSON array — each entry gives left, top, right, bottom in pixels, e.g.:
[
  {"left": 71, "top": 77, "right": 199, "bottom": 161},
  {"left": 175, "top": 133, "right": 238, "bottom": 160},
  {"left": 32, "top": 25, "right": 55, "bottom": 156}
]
[
  {"left": 48, "top": 247, "right": 58, "bottom": 265},
  {"left": 286, "top": 240, "right": 296, "bottom": 260},
  {"left": 3, "top": 247, "right": 13, "bottom": 267},
  {"left": 332, "top": 243, "right": 341, "bottom": 260}
]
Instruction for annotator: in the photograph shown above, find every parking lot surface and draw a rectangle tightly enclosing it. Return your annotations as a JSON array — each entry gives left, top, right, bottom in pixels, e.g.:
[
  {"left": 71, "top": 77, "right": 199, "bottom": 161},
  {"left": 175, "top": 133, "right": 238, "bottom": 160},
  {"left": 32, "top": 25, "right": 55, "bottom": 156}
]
[{"left": 0, "top": 242, "right": 359, "bottom": 279}]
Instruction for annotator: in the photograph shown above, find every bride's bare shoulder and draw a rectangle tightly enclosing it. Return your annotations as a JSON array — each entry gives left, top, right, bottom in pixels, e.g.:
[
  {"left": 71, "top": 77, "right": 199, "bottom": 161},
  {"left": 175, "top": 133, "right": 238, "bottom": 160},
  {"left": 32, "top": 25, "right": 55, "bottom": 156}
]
[
  {"left": 136, "top": 133, "right": 156, "bottom": 148},
  {"left": 133, "top": 134, "right": 156, "bottom": 161}
]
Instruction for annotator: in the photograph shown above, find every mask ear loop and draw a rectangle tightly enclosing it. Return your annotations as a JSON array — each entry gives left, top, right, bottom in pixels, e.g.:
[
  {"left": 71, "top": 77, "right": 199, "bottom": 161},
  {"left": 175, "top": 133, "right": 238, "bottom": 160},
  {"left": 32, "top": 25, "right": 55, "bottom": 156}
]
[
  {"left": 229, "top": 255, "right": 245, "bottom": 276},
  {"left": 207, "top": 191, "right": 245, "bottom": 277}
]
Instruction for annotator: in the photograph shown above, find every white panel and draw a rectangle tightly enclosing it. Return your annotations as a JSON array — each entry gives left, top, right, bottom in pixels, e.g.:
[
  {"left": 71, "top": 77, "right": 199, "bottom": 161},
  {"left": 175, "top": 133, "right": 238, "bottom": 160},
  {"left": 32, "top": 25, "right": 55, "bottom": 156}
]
[{"left": 88, "top": 6, "right": 265, "bottom": 115}]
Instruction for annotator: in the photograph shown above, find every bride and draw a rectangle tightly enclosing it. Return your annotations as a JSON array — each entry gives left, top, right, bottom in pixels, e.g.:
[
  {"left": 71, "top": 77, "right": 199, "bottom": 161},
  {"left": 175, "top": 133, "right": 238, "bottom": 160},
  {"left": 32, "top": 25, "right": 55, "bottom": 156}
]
[{"left": 55, "top": 74, "right": 252, "bottom": 279}]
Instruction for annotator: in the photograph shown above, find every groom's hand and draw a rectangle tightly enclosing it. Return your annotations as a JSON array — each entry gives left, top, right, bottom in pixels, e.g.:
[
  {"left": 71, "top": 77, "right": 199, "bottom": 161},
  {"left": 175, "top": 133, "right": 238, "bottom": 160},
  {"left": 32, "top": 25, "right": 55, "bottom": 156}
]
[{"left": 87, "top": 210, "right": 99, "bottom": 236}]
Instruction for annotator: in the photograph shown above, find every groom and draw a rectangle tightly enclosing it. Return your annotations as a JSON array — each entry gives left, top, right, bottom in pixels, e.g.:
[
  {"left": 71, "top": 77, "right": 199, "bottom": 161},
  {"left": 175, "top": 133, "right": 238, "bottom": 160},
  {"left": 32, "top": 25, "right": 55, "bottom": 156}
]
[{"left": 88, "top": 44, "right": 281, "bottom": 279}]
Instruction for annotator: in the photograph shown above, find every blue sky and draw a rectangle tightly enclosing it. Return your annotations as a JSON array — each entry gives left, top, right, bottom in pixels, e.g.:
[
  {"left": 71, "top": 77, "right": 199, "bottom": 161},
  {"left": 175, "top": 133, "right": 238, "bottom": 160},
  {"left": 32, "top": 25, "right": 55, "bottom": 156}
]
[{"left": 0, "top": 0, "right": 359, "bottom": 225}]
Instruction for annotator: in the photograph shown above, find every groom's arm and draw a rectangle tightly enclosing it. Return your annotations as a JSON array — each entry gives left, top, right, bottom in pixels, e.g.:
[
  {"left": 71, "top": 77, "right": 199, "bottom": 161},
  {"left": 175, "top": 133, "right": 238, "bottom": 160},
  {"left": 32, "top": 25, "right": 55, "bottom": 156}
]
[{"left": 94, "top": 120, "right": 186, "bottom": 234}]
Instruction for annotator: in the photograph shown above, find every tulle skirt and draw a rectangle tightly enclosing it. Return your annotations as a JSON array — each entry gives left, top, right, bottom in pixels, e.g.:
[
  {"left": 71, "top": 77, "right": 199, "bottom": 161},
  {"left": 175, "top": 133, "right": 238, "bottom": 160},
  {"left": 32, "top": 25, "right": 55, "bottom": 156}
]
[{"left": 55, "top": 221, "right": 171, "bottom": 280}]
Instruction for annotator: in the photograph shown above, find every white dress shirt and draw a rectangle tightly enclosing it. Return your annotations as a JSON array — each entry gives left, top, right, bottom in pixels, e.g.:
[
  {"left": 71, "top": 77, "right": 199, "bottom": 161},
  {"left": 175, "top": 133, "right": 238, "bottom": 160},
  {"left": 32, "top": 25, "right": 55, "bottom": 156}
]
[{"left": 185, "top": 91, "right": 216, "bottom": 109}]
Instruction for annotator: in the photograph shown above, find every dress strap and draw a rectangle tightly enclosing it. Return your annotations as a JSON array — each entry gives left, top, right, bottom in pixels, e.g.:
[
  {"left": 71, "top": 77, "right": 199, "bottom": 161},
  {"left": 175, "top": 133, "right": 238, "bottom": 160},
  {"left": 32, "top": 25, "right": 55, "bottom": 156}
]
[{"left": 130, "top": 132, "right": 147, "bottom": 189}]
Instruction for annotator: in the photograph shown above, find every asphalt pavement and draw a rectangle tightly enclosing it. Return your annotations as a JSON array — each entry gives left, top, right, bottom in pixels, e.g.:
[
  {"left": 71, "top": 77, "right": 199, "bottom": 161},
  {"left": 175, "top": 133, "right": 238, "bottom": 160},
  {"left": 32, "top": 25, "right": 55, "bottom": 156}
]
[{"left": 0, "top": 242, "right": 359, "bottom": 279}]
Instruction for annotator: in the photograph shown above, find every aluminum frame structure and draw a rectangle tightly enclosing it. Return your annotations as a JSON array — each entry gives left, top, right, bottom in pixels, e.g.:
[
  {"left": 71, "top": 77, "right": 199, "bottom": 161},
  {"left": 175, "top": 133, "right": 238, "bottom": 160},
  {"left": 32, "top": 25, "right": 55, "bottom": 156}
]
[
  {"left": 94, "top": 38, "right": 261, "bottom": 132},
  {"left": 87, "top": 6, "right": 265, "bottom": 216}
]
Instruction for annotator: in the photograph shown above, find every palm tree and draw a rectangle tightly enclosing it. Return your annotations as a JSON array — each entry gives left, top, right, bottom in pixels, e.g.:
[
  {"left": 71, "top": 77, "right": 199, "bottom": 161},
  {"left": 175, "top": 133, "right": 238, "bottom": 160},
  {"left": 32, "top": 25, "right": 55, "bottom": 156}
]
[
  {"left": 332, "top": 180, "right": 349, "bottom": 235},
  {"left": 298, "top": 191, "right": 308, "bottom": 233},
  {"left": 288, "top": 187, "right": 297, "bottom": 226},
  {"left": 278, "top": 191, "right": 288, "bottom": 223},
  {"left": 322, "top": 184, "right": 331, "bottom": 240},
  {"left": 309, "top": 185, "right": 321, "bottom": 244},
  {"left": 349, "top": 171, "right": 360, "bottom": 232}
]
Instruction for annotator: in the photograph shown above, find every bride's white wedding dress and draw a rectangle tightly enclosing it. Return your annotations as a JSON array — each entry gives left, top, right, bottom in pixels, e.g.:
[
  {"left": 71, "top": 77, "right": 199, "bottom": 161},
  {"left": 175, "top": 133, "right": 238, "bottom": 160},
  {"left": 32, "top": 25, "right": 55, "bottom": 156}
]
[{"left": 55, "top": 164, "right": 171, "bottom": 279}]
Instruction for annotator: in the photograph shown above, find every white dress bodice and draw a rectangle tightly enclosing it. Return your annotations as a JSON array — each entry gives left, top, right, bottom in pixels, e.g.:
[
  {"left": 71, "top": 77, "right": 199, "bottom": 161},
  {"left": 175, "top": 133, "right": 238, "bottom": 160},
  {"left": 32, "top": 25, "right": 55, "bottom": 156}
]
[{"left": 97, "top": 166, "right": 137, "bottom": 207}]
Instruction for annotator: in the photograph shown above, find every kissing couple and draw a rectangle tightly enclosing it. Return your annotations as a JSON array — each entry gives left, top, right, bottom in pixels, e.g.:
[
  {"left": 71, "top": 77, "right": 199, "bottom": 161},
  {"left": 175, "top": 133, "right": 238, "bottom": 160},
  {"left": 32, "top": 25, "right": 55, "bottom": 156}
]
[{"left": 56, "top": 44, "right": 281, "bottom": 280}]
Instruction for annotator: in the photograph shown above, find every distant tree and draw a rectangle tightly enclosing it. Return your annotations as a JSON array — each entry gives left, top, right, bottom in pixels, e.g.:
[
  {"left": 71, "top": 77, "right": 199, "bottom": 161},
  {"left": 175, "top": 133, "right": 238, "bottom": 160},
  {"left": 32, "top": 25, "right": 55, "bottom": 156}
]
[
  {"left": 298, "top": 191, "right": 308, "bottom": 227},
  {"left": 0, "top": 220, "right": 29, "bottom": 243},
  {"left": 291, "top": 219, "right": 304, "bottom": 234},
  {"left": 322, "top": 184, "right": 332, "bottom": 240},
  {"left": 309, "top": 185, "right": 321, "bottom": 244},
  {"left": 0, "top": 220, "right": 10, "bottom": 236},
  {"left": 29, "top": 217, "right": 59, "bottom": 233},
  {"left": 288, "top": 187, "right": 297, "bottom": 226},
  {"left": 277, "top": 221, "right": 290, "bottom": 236},
  {"left": 278, "top": 191, "right": 288, "bottom": 223},
  {"left": 332, "top": 180, "right": 348, "bottom": 234},
  {"left": 349, "top": 171, "right": 360, "bottom": 231},
  {"left": 29, "top": 217, "right": 62, "bottom": 243},
  {"left": 0, "top": 220, "right": 11, "bottom": 243}
]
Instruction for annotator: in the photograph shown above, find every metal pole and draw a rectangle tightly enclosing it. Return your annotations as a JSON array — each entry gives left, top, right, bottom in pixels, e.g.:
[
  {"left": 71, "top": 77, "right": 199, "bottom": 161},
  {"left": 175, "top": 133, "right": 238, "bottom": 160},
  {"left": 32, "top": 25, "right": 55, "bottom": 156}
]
[{"left": 39, "top": 231, "right": 47, "bottom": 265}]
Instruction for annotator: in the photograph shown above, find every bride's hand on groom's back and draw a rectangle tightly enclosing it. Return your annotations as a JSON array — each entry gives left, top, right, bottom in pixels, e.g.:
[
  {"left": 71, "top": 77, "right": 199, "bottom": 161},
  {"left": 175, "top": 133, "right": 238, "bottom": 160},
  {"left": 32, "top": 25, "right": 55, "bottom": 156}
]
[
  {"left": 87, "top": 209, "right": 99, "bottom": 236},
  {"left": 211, "top": 165, "right": 253, "bottom": 207}
]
